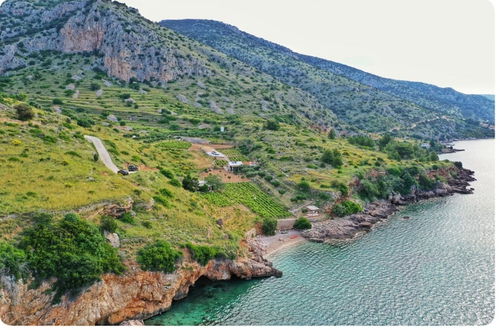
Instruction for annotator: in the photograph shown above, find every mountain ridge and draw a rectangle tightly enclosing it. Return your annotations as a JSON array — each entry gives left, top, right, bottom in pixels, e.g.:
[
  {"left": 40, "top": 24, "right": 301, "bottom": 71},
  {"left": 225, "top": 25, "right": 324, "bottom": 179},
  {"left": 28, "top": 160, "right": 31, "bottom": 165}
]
[{"left": 162, "top": 19, "right": 495, "bottom": 140}]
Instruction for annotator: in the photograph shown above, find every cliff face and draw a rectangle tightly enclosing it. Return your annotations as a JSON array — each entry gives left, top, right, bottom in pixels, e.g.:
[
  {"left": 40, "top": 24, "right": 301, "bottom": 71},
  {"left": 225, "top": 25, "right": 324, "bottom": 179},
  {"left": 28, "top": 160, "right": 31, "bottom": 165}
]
[
  {"left": 0, "top": 243, "right": 281, "bottom": 325},
  {"left": 0, "top": 0, "right": 210, "bottom": 82}
]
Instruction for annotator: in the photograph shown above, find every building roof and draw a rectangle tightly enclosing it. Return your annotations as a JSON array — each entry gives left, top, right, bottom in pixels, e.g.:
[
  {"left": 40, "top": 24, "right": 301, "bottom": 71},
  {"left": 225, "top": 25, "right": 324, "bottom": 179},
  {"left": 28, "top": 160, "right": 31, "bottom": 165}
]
[
  {"left": 228, "top": 161, "right": 243, "bottom": 167},
  {"left": 306, "top": 205, "right": 320, "bottom": 211}
]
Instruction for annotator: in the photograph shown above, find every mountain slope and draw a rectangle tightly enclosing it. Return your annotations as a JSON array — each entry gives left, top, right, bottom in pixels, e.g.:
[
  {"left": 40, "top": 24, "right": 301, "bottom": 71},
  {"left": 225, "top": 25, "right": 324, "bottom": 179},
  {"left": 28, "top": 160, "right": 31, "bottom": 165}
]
[
  {"left": 0, "top": 0, "right": 336, "bottom": 127},
  {"left": 161, "top": 19, "right": 495, "bottom": 140}
]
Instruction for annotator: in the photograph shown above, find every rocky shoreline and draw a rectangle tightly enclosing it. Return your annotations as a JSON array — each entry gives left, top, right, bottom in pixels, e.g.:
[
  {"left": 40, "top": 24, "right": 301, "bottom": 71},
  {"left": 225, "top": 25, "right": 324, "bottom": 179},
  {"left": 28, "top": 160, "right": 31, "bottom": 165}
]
[
  {"left": 302, "top": 166, "right": 475, "bottom": 244},
  {"left": 0, "top": 241, "right": 281, "bottom": 325}
]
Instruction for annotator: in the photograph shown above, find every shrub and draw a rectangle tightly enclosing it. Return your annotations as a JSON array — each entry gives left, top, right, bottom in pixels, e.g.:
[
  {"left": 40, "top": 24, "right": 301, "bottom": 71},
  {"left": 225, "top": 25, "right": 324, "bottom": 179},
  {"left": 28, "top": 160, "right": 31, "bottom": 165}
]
[
  {"left": 141, "top": 221, "right": 153, "bottom": 229},
  {"left": 184, "top": 243, "right": 220, "bottom": 265},
  {"left": 159, "top": 188, "right": 173, "bottom": 198},
  {"left": 0, "top": 242, "right": 26, "bottom": 279},
  {"left": 333, "top": 200, "right": 363, "bottom": 217},
  {"left": 137, "top": 240, "right": 181, "bottom": 273},
  {"left": 331, "top": 181, "right": 349, "bottom": 197},
  {"left": 52, "top": 98, "right": 64, "bottom": 105},
  {"left": 18, "top": 213, "right": 124, "bottom": 299},
  {"left": 182, "top": 175, "right": 199, "bottom": 192},
  {"left": 119, "top": 212, "right": 135, "bottom": 224},
  {"left": 321, "top": 149, "right": 343, "bottom": 168},
  {"left": 293, "top": 217, "right": 312, "bottom": 230},
  {"left": 262, "top": 218, "right": 277, "bottom": 236},
  {"left": 90, "top": 82, "right": 101, "bottom": 91},
  {"left": 14, "top": 103, "right": 34, "bottom": 121},
  {"left": 100, "top": 216, "right": 118, "bottom": 233},
  {"left": 264, "top": 120, "right": 280, "bottom": 131},
  {"left": 205, "top": 174, "right": 224, "bottom": 192}
]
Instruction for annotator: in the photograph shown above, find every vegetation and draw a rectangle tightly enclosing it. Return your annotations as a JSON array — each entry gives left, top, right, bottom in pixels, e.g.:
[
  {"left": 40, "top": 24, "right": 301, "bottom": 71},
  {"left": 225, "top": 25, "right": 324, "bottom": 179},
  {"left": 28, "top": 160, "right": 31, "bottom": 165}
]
[
  {"left": 14, "top": 103, "right": 34, "bottom": 121},
  {"left": 184, "top": 243, "right": 226, "bottom": 265},
  {"left": 332, "top": 200, "right": 363, "bottom": 217},
  {"left": 18, "top": 213, "right": 124, "bottom": 300},
  {"left": 0, "top": 241, "right": 26, "bottom": 279},
  {"left": 293, "top": 217, "right": 312, "bottom": 230},
  {"left": 261, "top": 218, "right": 277, "bottom": 236},
  {"left": 137, "top": 240, "right": 182, "bottom": 273}
]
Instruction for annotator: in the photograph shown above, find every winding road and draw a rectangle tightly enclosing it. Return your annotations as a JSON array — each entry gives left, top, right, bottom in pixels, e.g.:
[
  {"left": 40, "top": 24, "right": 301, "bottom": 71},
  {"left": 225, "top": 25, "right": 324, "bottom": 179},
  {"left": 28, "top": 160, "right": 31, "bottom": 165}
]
[{"left": 84, "top": 135, "right": 120, "bottom": 174}]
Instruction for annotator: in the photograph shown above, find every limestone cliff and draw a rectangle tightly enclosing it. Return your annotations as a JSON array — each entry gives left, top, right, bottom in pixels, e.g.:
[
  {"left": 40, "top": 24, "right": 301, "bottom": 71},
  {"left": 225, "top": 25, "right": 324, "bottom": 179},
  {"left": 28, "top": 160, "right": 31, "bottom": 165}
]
[
  {"left": 0, "top": 242, "right": 281, "bottom": 325},
  {"left": 0, "top": 0, "right": 210, "bottom": 82}
]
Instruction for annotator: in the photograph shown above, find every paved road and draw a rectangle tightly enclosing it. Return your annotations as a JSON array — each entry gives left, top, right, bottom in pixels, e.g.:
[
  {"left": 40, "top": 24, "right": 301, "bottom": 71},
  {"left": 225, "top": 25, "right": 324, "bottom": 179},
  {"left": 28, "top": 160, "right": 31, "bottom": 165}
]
[{"left": 84, "top": 135, "right": 120, "bottom": 174}]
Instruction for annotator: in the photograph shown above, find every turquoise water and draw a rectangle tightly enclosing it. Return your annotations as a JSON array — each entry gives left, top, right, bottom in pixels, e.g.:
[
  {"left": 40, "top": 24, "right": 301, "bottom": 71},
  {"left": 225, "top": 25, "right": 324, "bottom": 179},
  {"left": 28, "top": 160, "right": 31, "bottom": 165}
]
[{"left": 146, "top": 139, "right": 495, "bottom": 326}]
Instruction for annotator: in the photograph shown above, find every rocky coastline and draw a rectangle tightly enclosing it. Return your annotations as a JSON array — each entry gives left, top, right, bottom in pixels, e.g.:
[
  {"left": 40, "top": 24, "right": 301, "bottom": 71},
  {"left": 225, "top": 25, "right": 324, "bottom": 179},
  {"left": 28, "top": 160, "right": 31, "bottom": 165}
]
[
  {"left": 0, "top": 241, "right": 281, "bottom": 325},
  {"left": 302, "top": 166, "right": 475, "bottom": 244}
]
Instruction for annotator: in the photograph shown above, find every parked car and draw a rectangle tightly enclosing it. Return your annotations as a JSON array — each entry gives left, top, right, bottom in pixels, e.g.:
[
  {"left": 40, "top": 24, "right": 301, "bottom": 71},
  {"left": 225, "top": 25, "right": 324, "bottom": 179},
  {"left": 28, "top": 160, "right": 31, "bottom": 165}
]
[
  {"left": 118, "top": 169, "right": 129, "bottom": 176},
  {"left": 128, "top": 164, "right": 139, "bottom": 172}
]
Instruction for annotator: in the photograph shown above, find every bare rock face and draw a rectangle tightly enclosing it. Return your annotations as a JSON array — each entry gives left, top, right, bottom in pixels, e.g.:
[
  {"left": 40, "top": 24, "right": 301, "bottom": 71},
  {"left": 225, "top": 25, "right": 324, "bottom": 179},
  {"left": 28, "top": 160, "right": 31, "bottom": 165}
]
[
  {"left": 0, "top": 241, "right": 280, "bottom": 325},
  {"left": 0, "top": 0, "right": 211, "bottom": 83}
]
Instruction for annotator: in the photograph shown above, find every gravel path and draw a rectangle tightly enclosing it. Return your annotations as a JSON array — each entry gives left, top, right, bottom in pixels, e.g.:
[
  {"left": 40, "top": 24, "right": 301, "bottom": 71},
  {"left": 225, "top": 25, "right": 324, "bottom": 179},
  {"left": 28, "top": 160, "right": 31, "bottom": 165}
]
[{"left": 84, "top": 135, "right": 120, "bottom": 174}]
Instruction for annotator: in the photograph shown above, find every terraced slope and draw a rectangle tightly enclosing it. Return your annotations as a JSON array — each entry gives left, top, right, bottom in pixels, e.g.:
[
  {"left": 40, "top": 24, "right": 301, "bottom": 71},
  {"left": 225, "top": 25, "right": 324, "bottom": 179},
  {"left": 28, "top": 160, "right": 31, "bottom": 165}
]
[{"left": 162, "top": 19, "right": 495, "bottom": 140}]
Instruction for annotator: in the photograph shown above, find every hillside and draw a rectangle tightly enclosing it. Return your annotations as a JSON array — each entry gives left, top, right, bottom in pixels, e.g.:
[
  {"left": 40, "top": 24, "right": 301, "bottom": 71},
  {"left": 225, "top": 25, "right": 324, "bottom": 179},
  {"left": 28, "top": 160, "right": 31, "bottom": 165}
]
[
  {"left": 0, "top": 0, "right": 337, "bottom": 128},
  {"left": 161, "top": 19, "right": 495, "bottom": 141},
  {"left": 0, "top": 0, "right": 488, "bottom": 325}
]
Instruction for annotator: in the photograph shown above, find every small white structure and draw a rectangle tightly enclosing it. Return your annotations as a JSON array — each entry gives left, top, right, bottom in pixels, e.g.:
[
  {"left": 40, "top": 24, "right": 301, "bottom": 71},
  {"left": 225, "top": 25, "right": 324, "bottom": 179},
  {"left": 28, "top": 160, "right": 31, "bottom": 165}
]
[
  {"left": 420, "top": 143, "right": 431, "bottom": 149},
  {"left": 206, "top": 150, "right": 226, "bottom": 158},
  {"left": 220, "top": 126, "right": 225, "bottom": 132},
  {"left": 228, "top": 161, "right": 243, "bottom": 172},
  {"left": 306, "top": 205, "right": 320, "bottom": 217}
]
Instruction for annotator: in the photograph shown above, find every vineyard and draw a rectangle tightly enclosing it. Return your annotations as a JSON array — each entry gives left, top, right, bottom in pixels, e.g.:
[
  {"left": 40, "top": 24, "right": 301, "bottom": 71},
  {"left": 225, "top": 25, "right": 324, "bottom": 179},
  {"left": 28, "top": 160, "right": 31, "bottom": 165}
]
[
  {"left": 202, "top": 182, "right": 290, "bottom": 219},
  {"left": 156, "top": 140, "right": 192, "bottom": 150},
  {"left": 222, "top": 148, "right": 249, "bottom": 162}
]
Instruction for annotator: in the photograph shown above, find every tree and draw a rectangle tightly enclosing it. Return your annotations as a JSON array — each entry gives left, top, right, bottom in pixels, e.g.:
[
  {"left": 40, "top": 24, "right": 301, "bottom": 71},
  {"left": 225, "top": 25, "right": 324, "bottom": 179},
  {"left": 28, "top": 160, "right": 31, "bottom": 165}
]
[
  {"left": 14, "top": 103, "right": 34, "bottom": 121},
  {"left": 261, "top": 218, "right": 277, "bottom": 236},
  {"left": 378, "top": 134, "right": 393, "bottom": 150},
  {"left": 182, "top": 175, "right": 199, "bottom": 192},
  {"left": 321, "top": 149, "right": 343, "bottom": 168},
  {"left": 264, "top": 120, "right": 280, "bottom": 131},
  {"left": 293, "top": 217, "right": 312, "bottom": 230},
  {"left": 328, "top": 129, "right": 336, "bottom": 139},
  {"left": 90, "top": 82, "right": 101, "bottom": 91},
  {"left": 205, "top": 175, "right": 224, "bottom": 192}
]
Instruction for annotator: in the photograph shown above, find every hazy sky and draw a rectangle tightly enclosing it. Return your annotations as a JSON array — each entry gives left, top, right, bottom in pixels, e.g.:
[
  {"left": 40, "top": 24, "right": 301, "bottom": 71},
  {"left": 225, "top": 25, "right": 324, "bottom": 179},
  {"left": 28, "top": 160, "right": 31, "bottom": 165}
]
[
  {"left": 113, "top": 0, "right": 494, "bottom": 95},
  {"left": 0, "top": 0, "right": 495, "bottom": 94}
]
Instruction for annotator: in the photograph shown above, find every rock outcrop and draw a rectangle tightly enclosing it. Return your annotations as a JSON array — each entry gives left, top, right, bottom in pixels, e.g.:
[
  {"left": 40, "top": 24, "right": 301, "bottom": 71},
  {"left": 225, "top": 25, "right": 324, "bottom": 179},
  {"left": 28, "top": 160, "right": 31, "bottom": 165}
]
[
  {"left": 0, "top": 0, "right": 210, "bottom": 82},
  {"left": 303, "top": 166, "right": 476, "bottom": 244},
  {"left": 0, "top": 241, "right": 281, "bottom": 325}
]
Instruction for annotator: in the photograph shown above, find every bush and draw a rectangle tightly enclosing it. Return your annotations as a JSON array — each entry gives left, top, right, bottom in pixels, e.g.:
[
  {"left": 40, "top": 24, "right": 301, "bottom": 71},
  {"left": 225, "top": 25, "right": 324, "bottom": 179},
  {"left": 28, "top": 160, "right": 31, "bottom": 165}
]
[
  {"left": 100, "top": 216, "right": 118, "bottom": 233},
  {"left": 333, "top": 200, "right": 363, "bottom": 217},
  {"left": 119, "top": 212, "right": 135, "bottom": 224},
  {"left": 182, "top": 175, "right": 199, "bottom": 192},
  {"left": 137, "top": 240, "right": 181, "bottom": 273},
  {"left": 262, "top": 218, "right": 277, "bottom": 236},
  {"left": 159, "top": 168, "right": 174, "bottom": 179},
  {"left": 52, "top": 98, "right": 64, "bottom": 105},
  {"left": 331, "top": 181, "right": 349, "bottom": 197},
  {"left": 90, "top": 82, "right": 101, "bottom": 91},
  {"left": 14, "top": 103, "right": 34, "bottom": 121},
  {"left": 264, "top": 120, "right": 280, "bottom": 131},
  {"left": 0, "top": 242, "right": 26, "bottom": 279},
  {"left": 321, "top": 149, "right": 343, "bottom": 168},
  {"left": 293, "top": 217, "right": 312, "bottom": 230},
  {"left": 184, "top": 243, "right": 220, "bottom": 265},
  {"left": 18, "top": 213, "right": 124, "bottom": 299}
]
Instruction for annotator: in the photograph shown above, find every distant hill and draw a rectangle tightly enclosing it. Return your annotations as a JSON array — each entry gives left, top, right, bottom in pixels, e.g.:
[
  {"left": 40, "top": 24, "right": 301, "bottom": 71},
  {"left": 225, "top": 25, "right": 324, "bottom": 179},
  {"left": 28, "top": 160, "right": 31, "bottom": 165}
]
[
  {"left": 162, "top": 19, "right": 495, "bottom": 140},
  {"left": 480, "top": 94, "right": 495, "bottom": 101}
]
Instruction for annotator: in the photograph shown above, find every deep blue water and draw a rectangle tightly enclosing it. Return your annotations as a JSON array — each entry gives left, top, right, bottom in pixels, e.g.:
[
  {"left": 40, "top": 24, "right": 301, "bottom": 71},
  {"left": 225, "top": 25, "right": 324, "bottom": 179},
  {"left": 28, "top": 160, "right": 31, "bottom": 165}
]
[{"left": 146, "top": 139, "right": 495, "bottom": 326}]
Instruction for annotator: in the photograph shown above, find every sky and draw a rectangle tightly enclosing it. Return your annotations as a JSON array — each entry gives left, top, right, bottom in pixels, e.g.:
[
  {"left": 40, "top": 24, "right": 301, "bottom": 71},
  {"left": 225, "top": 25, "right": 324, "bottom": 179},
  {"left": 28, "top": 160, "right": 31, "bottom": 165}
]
[{"left": 0, "top": 0, "right": 495, "bottom": 94}]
